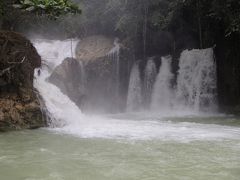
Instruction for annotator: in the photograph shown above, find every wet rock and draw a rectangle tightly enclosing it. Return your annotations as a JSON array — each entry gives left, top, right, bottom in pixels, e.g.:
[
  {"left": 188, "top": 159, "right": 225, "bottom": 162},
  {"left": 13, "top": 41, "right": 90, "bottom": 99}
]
[
  {"left": 0, "top": 31, "right": 46, "bottom": 131},
  {"left": 48, "top": 57, "right": 84, "bottom": 107},
  {"left": 75, "top": 35, "right": 117, "bottom": 111},
  {"left": 76, "top": 35, "right": 132, "bottom": 113},
  {"left": 76, "top": 35, "right": 114, "bottom": 62},
  {"left": 0, "top": 97, "right": 44, "bottom": 131}
]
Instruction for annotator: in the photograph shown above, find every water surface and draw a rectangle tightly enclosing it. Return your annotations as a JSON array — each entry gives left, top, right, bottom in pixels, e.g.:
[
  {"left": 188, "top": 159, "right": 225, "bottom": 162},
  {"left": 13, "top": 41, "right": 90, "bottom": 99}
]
[{"left": 1, "top": 116, "right": 240, "bottom": 180}]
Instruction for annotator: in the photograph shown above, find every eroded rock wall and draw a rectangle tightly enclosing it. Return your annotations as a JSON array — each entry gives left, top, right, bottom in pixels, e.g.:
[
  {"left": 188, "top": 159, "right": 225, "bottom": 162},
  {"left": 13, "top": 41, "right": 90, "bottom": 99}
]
[{"left": 0, "top": 31, "right": 46, "bottom": 131}]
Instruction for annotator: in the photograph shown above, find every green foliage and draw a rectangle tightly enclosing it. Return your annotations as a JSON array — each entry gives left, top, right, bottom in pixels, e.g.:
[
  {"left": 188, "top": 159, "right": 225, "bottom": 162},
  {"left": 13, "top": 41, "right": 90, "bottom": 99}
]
[
  {"left": 13, "top": 0, "right": 81, "bottom": 19},
  {"left": 156, "top": 0, "right": 240, "bottom": 37},
  {"left": 62, "top": 0, "right": 145, "bottom": 40},
  {"left": 102, "top": 0, "right": 147, "bottom": 45},
  {"left": 0, "top": 1, "right": 8, "bottom": 19},
  {"left": 148, "top": 0, "right": 177, "bottom": 29},
  {"left": 0, "top": 1, "right": 3, "bottom": 18},
  {"left": 208, "top": 0, "right": 240, "bottom": 37}
]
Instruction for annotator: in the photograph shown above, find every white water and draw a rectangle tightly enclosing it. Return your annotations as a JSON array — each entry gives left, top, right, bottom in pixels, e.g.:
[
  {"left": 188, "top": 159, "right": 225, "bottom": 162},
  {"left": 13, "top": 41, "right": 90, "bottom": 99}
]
[
  {"left": 33, "top": 39, "right": 78, "bottom": 69},
  {"left": 151, "top": 56, "right": 174, "bottom": 111},
  {"left": 33, "top": 39, "right": 83, "bottom": 127},
  {"left": 32, "top": 40, "right": 240, "bottom": 142},
  {"left": 176, "top": 48, "right": 217, "bottom": 111},
  {"left": 126, "top": 63, "right": 142, "bottom": 112},
  {"left": 147, "top": 49, "right": 217, "bottom": 113},
  {"left": 144, "top": 58, "right": 157, "bottom": 108}
]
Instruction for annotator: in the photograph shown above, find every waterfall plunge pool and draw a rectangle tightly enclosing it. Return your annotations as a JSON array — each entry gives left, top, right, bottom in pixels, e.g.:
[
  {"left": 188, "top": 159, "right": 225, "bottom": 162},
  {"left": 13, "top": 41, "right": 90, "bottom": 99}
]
[{"left": 1, "top": 115, "right": 240, "bottom": 180}]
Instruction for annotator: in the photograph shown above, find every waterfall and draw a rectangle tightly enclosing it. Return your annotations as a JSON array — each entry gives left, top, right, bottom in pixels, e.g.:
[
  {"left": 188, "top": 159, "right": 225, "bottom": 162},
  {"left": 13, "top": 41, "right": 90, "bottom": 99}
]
[
  {"left": 33, "top": 39, "right": 78, "bottom": 70},
  {"left": 33, "top": 39, "right": 217, "bottom": 126},
  {"left": 79, "top": 60, "right": 86, "bottom": 94},
  {"left": 149, "top": 49, "right": 217, "bottom": 113},
  {"left": 33, "top": 39, "right": 84, "bottom": 127},
  {"left": 126, "top": 63, "right": 142, "bottom": 112},
  {"left": 176, "top": 48, "right": 217, "bottom": 111},
  {"left": 150, "top": 56, "right": 174, "bottom": 111},
  {"left": 31, "top": 40, "right": 224, "bottom": 140},
  {"left": 143, "top": 58, "right": 157, "bottom": 108},
  {"left": 108, "top": 38, "right": 121, "bottom": 98}
]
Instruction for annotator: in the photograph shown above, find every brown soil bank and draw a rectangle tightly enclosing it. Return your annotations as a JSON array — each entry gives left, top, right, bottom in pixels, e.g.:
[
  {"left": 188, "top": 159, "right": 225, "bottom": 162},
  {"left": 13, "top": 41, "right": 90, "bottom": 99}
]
[{"left": 0, "top": 31, "right": 46, "bottom": 131}]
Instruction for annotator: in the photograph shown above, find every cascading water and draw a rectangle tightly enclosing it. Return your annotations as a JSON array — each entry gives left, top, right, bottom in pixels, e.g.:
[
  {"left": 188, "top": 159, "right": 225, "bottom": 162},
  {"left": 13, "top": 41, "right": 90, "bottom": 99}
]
[
  {"left": 176, "top": 48, "right": 217, "bottom": 112},
  {"left": 151, "top": 56, "right": 174, "bottom": 111},
  {"left": 79, "top": 60, "right": 86, "bottom": 94},
  {"left": 33, "top": 39, "right": 78, "bottom": 70},
  {"left": 143, "top": 58, "right": 157, "bottom": 108},
  {"left": 126, "top": 63, "right": 142, "bottom": 112},
  {"left": 33, "top": 39, "right": 83, "bottom": 127},
  {"left": 107, "top": 38, "right": 120, "bottom": 99},
  {"left": 32, "top": 40, "right": 240, "bottom": 142}
]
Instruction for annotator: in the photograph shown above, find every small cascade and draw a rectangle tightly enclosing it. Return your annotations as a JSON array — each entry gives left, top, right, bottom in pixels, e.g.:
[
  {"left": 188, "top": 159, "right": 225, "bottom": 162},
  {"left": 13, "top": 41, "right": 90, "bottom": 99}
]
[
  {"left": 33, "top": 39, "right": 84, "bottom": 127},
  {"left": 176, "top": 48, "right": 217, "bottom": 111},
  {"left": 79, "top": 60, "right": 86, "bottom": 94},
  {"left": 126, "top": 63, "right": 142, "bottom": 112},
  {"left": 108, "top": 38, "right": 121, "bottom": 99},
  {"left": 143, "top": 58, "right": 157, "bottom": 108},
  {"left": 151, "top": 56, "right": 174, "bottom": 111}
]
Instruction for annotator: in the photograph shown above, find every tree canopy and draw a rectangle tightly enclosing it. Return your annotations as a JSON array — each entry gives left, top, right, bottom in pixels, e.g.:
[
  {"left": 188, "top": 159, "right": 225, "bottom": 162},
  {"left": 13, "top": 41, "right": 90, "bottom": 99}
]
[
  {"left": 13, "top": 0, "right": 81, "bottom": 19},
  {"left": 0, "top": 0, "right": 81, "bottom": 21}
]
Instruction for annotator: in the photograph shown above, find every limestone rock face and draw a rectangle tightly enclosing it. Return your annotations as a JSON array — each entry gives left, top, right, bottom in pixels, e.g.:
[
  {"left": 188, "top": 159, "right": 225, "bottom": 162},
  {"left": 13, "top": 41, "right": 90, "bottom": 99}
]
[{"left": 0, "top": 31, "right": 46, "bottom": 131}]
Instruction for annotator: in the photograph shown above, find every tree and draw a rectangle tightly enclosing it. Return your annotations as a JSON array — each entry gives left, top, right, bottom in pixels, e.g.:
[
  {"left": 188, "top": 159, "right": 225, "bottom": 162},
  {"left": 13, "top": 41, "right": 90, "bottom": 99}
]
[
  {"left": 13, "top": 0, "right": 81, "bottom": 19},
  {"left": 0, "top": 0, "right": 81, "bottom": 30},
  {"left": 209, "top": 0, "right": 240, "bottom": 37}
]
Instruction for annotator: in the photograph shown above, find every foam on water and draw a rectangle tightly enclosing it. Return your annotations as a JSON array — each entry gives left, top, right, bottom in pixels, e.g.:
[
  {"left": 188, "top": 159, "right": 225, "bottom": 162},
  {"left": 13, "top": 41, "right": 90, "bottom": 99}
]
[
  {"left": 50, "top": 113, "right": 240, "bottom": 142},
  {"left": 33, "top": 40, "right": 240, "bottom": 142}
]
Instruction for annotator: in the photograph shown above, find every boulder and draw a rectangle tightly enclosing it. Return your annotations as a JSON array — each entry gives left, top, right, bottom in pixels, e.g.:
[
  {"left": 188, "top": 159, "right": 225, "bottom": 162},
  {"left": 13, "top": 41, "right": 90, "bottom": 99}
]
[
  {"left": 48, "top": 57, "right": 84, "bottom": 107},
  {"left": 76, "top": 35, "right": 132, "bottom": 113},
  {"left": 0, "top": 31, "right": 46, "bottom": 131},
  {"left": 76, "top": 35, "right": 114, "bottom": 62}
]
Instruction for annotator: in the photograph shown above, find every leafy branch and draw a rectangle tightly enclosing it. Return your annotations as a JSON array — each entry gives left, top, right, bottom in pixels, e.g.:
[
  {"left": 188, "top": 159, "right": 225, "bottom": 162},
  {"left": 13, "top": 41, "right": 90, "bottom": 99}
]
[{"left": 13, "top": 0, "right": 81, "bottom": 19}]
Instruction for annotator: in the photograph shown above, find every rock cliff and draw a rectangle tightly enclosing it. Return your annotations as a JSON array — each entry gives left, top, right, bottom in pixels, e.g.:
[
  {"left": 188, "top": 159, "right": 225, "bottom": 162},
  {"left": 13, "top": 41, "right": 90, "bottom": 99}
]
[{"left": 0, "top": 31, "right": 46, "bottom": 131}]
